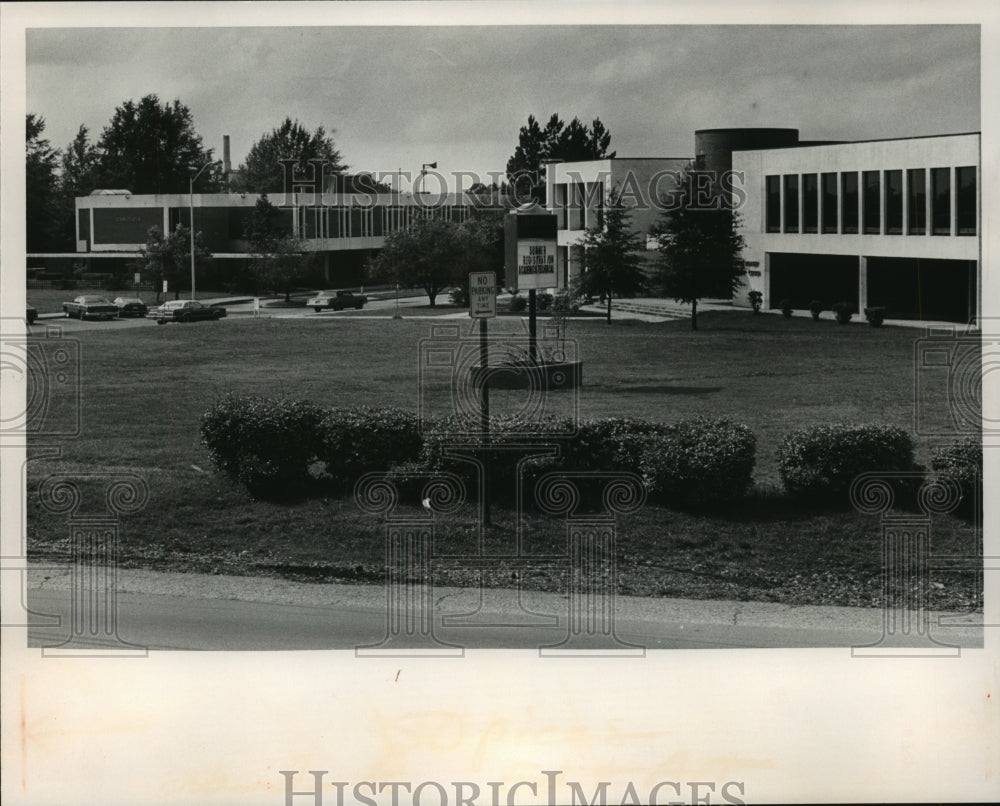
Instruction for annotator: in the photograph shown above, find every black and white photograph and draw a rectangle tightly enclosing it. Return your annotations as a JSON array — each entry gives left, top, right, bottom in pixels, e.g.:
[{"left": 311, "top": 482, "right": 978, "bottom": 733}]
[{"left": 1, "top": 2, "right": 997, "bottom": 804}]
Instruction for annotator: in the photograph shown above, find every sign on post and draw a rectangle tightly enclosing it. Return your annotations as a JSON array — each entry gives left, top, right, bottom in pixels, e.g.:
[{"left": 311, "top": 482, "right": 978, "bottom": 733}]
[
  {"left": 515, "top": 240, "right": 556, "bottom": 290},
  {"left": 469, "top": 272, "right": 497, "bottom": 319},
  {"left": 162, "top": 280, "right": 168, "bottom": 294}
]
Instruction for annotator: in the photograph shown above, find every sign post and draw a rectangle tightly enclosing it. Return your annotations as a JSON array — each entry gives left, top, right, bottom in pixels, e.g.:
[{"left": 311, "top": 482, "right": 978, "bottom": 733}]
[
  {"left": 504, "top": 203, "right": 557, "bottom": 365},
  {"left": 469, "top": 271, "right": 496, "bottom": 526}
]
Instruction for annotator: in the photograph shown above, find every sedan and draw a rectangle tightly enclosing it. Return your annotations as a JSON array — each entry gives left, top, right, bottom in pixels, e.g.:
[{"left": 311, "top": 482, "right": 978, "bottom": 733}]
[
  {"left": 62, "top": 295, "right": 119, "bottom": 321},
  {"left": 149, "top": 300, "right": 227, "bottom": 323},
  {"left": 112, "top": 296, "right": 149, "bottom": 318},
  {"left": 306, "top": 289, "right": 367, "bottom": 312}
]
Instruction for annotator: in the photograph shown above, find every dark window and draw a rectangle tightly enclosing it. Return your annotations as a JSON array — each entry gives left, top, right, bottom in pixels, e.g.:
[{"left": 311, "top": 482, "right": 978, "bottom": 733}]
[
  {"left": 802, "top": 174, "right": 818, "bottom": 233},
  {"left": 821, "top": 173, "right": 838, "bottom": 233},
  {"left": 957, "top": 166, "right": 976, "bottom": 235},
  {"left": 783, "top": 174, "right": 799, "bottom": 233},
  {"left": 931, "top": 168, "right": 951, "bottom": 235},
  {"left": 349, "top": 207, "right": 362, "bottom": 237},
  {"left": 765, "top": 175, "right": 781, "bottom": 232},
  {"left": 863, "top": 170, "right": 880, "bottom": 234},
  {"left": 907, "top": 169, "right": 926, "bottom": 235},
  {"left": 372, "top": 205, "right": 385, "bottom": 237},
  {"left": 841, "top": 172, "right": 858, "bottom": 234},
  {"left": 884, "top": 170, "right": 902, "bottom": 234}
]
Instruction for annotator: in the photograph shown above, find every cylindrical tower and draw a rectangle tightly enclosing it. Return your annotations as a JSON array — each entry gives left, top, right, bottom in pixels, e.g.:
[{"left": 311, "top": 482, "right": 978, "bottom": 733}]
[{"left": 694, "top": 128, "right": 800, "bottom": 176}]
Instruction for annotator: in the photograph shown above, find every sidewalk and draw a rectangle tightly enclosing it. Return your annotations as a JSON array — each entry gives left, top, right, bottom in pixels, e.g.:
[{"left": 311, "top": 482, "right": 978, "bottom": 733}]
[{"left": 24, "top": 563, "right": 984, "bottom": 651}]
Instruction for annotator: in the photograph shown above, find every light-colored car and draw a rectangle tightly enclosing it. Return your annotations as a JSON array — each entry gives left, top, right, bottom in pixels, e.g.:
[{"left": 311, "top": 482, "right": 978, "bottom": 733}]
[
  {"left": 62, "top": 295, "right": 118, "bottom": 320},
  {"left": 148, "top": 300, "right": 227, "bottom": 323},
  {"left": 307, "top": 289, "right": 368, "bottom": 312}
]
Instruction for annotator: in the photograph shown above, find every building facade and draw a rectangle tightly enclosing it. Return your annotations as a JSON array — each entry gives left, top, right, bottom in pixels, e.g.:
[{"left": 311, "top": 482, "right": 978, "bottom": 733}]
[
  {"left": 545, "top": 157, "right": 690, "bottom": 287},
  {"left": 733, "top": 132, "right": 980, "bottom": 323},
  {"left": 69, "top": 190, "right": 482, "bottom": 288}
]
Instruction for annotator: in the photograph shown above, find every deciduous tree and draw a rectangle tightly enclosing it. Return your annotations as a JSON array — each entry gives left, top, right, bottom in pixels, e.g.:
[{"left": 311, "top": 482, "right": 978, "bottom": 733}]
[
  {"left": 96, "top": 95, "right": 220, "bottom": 194},
  {"left": 368, "top": 217, "right": 464, "bottom": 307},
  {"left": 237, "top": 118, "right": 345, "bottom": 194}
]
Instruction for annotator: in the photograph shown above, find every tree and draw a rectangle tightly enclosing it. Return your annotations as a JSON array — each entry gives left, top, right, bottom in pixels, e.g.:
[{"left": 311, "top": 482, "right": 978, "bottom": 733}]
[
  {"left": 237, "top": 118, "right": 345, "bottom": 194},
  {"left": 48, "top": 125, "right": 102, "bottom": 251},
  {"left": 655, "top": 164, "right": 746, "bottom": 330},
  {"left": 505, "top": 113, "right": 616, "bottom": 204},
  {"left": 135, "top": 224, "right": 212, "bottom": 302},
  {"left": 243, "top": 195, "right": 310, "bottom": 301},
  {"left": 368, "top": 217, "right": 465, "bottom": 307},
  {"left": 26, "top": 114, "right": 60, "bottom": 251},
  {"left": 575, "top": 191, "right": 648, "bottom": 323},
  {"left": 96, "top": 94, "right": 220, "bottom": 194}
]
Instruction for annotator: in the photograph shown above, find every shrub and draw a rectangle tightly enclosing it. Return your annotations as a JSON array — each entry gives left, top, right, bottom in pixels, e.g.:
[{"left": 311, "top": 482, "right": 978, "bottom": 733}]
[
  {"left": 640, "top": 417, "right": 757, "bottom": 510},
  {"left": 317, "top": 406, "right": 423, "bottom": 489},
  {"left": 562, "top": 417, "right": 672, "bottom": 474},
  {"left": 931, "top": 437, "right": 982, "bottom": 516},
  {"left": 777, "top": 423, "right": 920, "bottom": 503},
  {"left": 420, "top": 414, "right": 573, "bottom": 502},
  {"left": 864, "top": 306, "right": 887, "bottom": 327},
  {"left": 779, "top": 298, "right": 793, "bottom": 318},
  {"left": 808, "top": 300, "right": 824, "bottom": 321},
  {"left": 200, "top": 394, "right": 326, "bottom": 498},
  {"left": 508, "top": 294, "right": 527, "bottom": 313},
  {"left": 448, "top": 284, "right": 469, "bottom": 307},
  {"left": 537, "top": 292, "right": 554, "bottom": 311},
  {"left": 831, "top": 301, "right": 854, "bottom": 324},
  {"left": 748, "top": 290, "right": 763, "bottom": 313}
]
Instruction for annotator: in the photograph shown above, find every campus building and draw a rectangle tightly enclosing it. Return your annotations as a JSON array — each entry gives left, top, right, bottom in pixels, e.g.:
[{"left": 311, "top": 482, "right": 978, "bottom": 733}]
[
  {"left": 545, "top": 157, "right": 690, "bottom": 286},
  {"left": 546, "top": 128, "right": 980, "bottom": 324},
  {"left": 733, "top": 131, "right": 980, "bottom": 323},
  {"left": 67, "top": 188, "right": 479, "bottom": 289}
]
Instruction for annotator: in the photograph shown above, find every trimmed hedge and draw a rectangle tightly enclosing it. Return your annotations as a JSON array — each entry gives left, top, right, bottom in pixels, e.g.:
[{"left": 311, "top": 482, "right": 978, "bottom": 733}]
[
  {"left": 420, "top": 413, "right": 573, "bottom": 501},
  {"left": 777, "top": 423, "right": 919, "bottom": 503},
  {"left": 317, "top": 406, "right": 423, "bottom": 489},
  {"left": 200, "top": 394, "right": 325, "bottom": 498},
  {"left": 639, "top": 416, "right": 757, "bottom": 509},
  {"left": 931, "top": 437, "right": 982, "bottom": 515},
  {"left": 562, "top": 417, "right": 672, "bottom": 474}
]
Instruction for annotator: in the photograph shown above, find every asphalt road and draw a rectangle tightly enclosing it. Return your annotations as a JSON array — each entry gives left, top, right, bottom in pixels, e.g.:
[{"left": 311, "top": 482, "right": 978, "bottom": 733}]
[{"left": 21, "top": 565, "right": 983, "bottom": 653}]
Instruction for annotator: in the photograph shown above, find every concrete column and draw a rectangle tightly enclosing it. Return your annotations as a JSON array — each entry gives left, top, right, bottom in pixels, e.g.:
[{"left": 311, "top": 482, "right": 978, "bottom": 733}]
[{"left": 858, "top": 256, "right": 868, "bottom": 314}]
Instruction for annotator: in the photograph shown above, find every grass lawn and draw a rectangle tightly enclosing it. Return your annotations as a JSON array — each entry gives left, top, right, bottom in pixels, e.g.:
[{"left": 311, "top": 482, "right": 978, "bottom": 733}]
[{"left": 25, "top": 310, "right": 981, "bottom": 610}]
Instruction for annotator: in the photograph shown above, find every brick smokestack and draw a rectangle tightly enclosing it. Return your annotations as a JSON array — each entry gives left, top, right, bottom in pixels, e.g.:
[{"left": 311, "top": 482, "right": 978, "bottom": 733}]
[{"left": 223, "top": 135, "right": 232, "bottom": 189}]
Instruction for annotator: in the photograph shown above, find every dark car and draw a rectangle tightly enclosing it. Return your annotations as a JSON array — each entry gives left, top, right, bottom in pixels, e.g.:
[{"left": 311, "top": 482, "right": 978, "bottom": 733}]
[
  {"left": 26, "top": 304, "right": 38, "bottom": 324},
  {"left": 149, "top": 300, "right": 227, "bottom": 323},
  {"left": 306, "top": 289, "right": 367, "bottom": 312},
  {"left": 112, "top": 296, "right": 149, "bottom": 318},
  {"left": 62, "top": 295, "right": 118, "bottom": 320}
]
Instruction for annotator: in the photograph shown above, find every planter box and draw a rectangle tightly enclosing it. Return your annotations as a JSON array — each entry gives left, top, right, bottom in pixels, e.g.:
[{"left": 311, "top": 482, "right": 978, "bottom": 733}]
[{"left": 472, "top": 361, "right": 582, "bottom": 391}]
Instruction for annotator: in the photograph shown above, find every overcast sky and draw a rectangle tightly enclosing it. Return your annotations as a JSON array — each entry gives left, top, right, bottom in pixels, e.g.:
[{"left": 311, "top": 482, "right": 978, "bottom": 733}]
[{"left": 26, "top": 23, "right": 979, "bottom": 190}]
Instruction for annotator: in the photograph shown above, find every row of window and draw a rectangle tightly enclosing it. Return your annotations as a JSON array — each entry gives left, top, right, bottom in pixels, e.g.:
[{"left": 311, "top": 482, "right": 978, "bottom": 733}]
[
  {"left": 765, "top": 167, "right": 976, "bottom": 236},
  {"left": 294, "top": 203, "right": 473, "bottom": 240}
]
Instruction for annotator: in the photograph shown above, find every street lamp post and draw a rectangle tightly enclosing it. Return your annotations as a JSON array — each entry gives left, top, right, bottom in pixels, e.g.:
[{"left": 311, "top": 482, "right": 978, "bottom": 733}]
[
  {"left": 190, "top": 160, "right": 221, "bottom": 300},
  {"left": 416, "top": 161, "right": 437, "bottom": 195}
]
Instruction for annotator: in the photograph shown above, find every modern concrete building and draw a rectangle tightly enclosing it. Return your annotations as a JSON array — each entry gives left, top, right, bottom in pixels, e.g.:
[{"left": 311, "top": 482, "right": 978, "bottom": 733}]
[
  {"left": 547, "top": 128, "right": 980, "bottom": 324},
  {"left": 733, "top": 132, "right": 980, "bottom": 323},
  {"left": 69, "top": 189, "right": 480, "bottom": 287},
  {"left": 545, "top": 157, "right": 690, "bottom": 287}
]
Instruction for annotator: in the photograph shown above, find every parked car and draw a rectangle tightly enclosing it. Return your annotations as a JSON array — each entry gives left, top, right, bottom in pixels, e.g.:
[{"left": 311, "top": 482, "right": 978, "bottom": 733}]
[
  {"left": 112, "top": 296, "right": 148, "bottom": 318},
  {"left": 149, "top": 300, "right": 227, "bottom": 323},
  {"left": 62, "top": 295, "right": 118, "bottom": 320},
  {"left": 26, "top": 303, "right": 38, "bottom": 324},
  {"left": 307, "top": 289, "right": 367, "bottom": 312}
]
